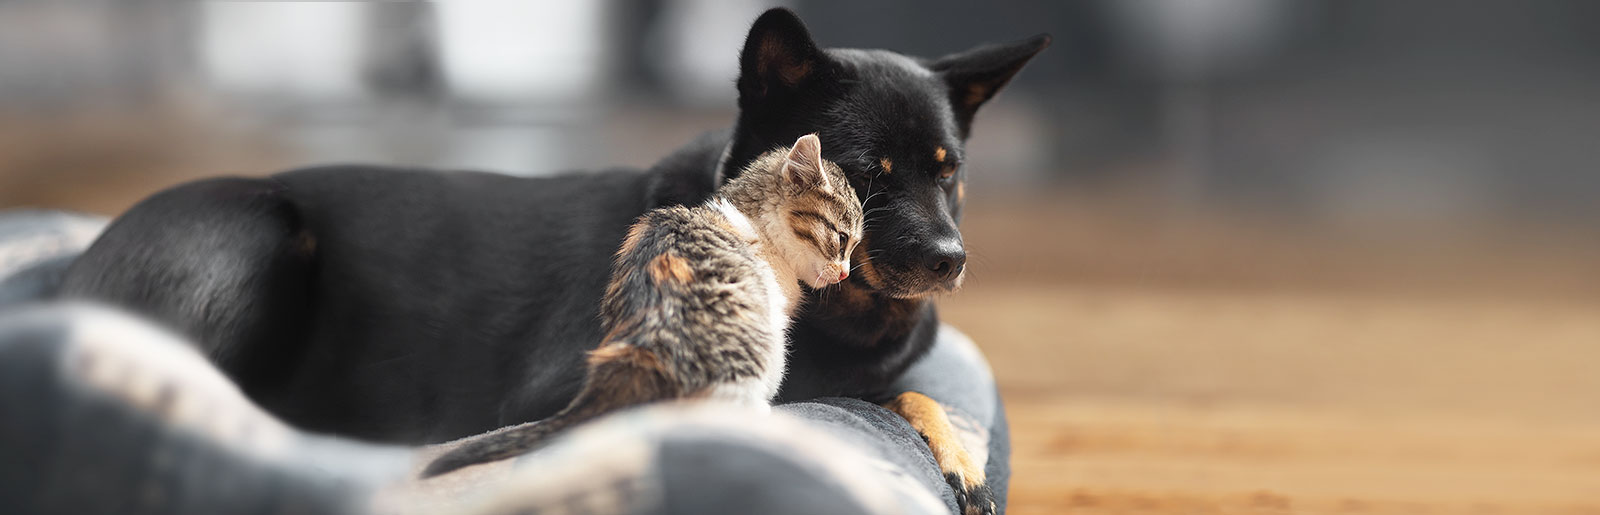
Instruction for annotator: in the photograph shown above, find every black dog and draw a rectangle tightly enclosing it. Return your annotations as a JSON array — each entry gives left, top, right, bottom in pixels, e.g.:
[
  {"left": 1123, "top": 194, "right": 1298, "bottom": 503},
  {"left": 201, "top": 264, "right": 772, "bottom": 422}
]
[{"left": 61, "top": 9, "right": 1046, "bottom": 513}]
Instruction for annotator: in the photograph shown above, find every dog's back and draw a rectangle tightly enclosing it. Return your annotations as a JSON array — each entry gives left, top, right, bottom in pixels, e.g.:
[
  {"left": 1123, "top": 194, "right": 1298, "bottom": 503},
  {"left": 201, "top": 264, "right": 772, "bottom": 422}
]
[{"left": 60, "top": 155, "right": 719, "bottom": 442}]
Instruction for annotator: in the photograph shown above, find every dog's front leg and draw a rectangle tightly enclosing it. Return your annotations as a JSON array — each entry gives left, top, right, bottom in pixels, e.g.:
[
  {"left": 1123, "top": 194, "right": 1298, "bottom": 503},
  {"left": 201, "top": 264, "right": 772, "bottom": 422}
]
[{"left": 884, "top": 391, "right": 996, "bottom": 515}]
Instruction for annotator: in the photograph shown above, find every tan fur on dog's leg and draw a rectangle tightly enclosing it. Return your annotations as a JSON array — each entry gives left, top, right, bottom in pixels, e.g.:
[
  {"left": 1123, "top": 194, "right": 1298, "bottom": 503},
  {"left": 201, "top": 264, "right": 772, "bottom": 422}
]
[{"left": 885, "top": 391, "right": 996, "bottom": 515}]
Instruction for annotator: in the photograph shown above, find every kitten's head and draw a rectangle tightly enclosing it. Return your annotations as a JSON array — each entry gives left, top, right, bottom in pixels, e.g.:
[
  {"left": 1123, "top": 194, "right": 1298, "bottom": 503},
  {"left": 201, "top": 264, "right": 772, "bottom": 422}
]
[{"left": 765, "top": 134, "right": 864, "bottom": 289}]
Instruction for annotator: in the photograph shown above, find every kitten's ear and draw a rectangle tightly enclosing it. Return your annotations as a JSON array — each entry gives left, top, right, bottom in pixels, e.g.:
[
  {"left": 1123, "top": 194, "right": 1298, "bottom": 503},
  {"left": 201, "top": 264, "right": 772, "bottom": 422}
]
[
  {"left": 929, "top": 34, "right": 1051, "bottom": 138},
  {"left": 782, "top": 134, "right": 826, "bottom": 190},
  {"left": 737, "top": 8, "right": 824, "bottom": 106}
]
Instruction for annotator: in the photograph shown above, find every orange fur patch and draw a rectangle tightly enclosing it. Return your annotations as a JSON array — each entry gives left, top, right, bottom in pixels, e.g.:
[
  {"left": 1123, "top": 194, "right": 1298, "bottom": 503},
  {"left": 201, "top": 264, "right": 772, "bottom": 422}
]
[
  {"left": 879, "top": 158, "right": 894, "bottom": 174},
  {"left": 885, "top": 391, "right": 985, "bottom": 489},
  {"left": 619, "top": 218, "right": 650, "bottom": 257},
  {"left": 587, "top": 342, "right": 658, "bottom": 368},
  {"left": 934, "top": 147, "right": 947, "bottom": 163},
  {"left": 955, "top": 182, "right": 966, "bottom": 203},
  {"left": 586, "top": 343, "right": 675, "bottom": 398},
  {"left": 648, "top": 252, "right": 694, "bottom": 285}
]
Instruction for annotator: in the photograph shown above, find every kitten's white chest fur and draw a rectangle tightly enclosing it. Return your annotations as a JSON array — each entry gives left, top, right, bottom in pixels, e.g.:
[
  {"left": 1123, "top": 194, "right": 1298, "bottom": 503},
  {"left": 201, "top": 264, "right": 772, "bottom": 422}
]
[{"left": 708, "top": 198, "right": 792, "bottom": 407}]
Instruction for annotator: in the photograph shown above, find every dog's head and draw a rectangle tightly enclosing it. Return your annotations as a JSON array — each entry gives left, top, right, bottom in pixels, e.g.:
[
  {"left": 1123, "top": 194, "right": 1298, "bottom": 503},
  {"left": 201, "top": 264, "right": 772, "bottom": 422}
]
[{"left": 725, "top": 8, "right": 1048, "bottom": 299}]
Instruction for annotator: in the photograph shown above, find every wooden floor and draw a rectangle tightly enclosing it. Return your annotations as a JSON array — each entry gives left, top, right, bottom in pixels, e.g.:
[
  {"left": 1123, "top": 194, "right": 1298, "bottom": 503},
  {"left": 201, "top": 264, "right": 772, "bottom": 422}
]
[
  {"left": 946, "top": 287, "right": 1600, "bottom": 514},
  {"left": 940, "top": 199, "right": 1600, "bottom": 514}
]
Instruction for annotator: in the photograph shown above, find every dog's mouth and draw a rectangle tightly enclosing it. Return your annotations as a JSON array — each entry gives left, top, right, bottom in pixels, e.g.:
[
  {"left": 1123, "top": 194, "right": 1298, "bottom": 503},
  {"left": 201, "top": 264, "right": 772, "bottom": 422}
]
[
  {"left": 871, "top": 264, "right": 964, "bottom": 299},
  {"left": 849, "top": 247, "right": 965, "bottom": 300}
]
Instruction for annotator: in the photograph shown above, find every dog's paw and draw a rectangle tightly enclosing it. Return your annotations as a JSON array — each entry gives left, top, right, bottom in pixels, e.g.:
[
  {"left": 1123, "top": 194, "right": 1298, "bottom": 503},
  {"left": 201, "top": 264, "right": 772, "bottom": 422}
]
[{"left": 945, "top": 472, "right": 997, "bottom": 515}]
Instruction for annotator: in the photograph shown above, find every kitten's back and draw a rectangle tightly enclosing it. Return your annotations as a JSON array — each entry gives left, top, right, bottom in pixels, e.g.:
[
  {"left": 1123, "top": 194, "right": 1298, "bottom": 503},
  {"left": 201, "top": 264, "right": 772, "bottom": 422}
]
[{"left": 601, "top": 205, "right": 783, "bottom": 393}]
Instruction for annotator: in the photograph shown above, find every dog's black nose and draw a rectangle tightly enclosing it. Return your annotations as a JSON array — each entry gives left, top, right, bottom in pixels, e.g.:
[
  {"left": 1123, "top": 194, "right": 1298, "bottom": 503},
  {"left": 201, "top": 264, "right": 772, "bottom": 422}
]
[{"left": 924, "top": 240, "right": 966, "bottom": 281}]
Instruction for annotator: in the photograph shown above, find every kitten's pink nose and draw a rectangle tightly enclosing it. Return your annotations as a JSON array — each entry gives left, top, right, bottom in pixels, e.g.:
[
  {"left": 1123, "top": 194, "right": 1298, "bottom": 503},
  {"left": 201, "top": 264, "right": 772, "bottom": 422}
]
[{"left": 837, "top": 270, "right": 849, "bottom": 282}]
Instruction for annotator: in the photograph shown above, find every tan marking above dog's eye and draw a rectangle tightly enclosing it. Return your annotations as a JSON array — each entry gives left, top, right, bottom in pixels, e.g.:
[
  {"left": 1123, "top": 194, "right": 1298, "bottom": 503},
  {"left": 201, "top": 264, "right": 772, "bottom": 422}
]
[
  {"left": 934, "top": 147, "right": 947, "bottom": 163},
  {"left": 879, "top": 158, "right": 893, "bottom": 174}
]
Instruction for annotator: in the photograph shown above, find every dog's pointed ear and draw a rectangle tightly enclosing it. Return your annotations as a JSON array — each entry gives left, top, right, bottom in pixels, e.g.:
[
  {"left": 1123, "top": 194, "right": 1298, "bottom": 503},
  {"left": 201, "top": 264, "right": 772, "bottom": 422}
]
[
  {"left": 930, "top": 34, "right": 1051, "bottom": 137},
  {"left": 738, "top": 8, "right": 824, "bottom": 106},
  {"left": 782, "top": 134, "right": 826, "bottom": 190}
]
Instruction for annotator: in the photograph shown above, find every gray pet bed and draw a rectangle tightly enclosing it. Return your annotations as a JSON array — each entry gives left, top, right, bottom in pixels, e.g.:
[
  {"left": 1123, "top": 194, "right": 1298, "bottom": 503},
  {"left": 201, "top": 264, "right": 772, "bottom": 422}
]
[{"left": 0, "top": 210, "right": 1011, "bottom": 514}]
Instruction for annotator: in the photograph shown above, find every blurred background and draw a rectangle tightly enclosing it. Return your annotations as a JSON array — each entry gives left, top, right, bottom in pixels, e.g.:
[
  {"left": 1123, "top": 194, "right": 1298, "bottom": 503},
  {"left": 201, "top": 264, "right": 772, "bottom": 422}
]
[{"left": 2, "top": 1, "right": 1598, "bottom": 513}]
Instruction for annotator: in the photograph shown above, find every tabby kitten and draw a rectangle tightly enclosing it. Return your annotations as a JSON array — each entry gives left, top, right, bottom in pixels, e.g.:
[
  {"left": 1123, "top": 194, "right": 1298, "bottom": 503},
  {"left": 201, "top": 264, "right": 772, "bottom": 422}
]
[{"left": 422, "top": 134, "right": 863, "bottom": 477}]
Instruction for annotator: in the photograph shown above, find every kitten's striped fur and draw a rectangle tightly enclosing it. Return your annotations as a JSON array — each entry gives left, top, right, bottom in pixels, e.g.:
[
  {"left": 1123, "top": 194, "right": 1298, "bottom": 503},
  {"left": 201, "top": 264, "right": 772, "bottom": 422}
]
[{"left": 422, "top": 134, "right": 862, "bottom": 477}]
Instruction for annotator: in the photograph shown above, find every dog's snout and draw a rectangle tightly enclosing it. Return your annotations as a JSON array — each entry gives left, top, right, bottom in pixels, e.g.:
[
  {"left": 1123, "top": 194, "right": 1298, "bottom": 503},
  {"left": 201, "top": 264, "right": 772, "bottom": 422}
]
[{"left": 923, "top": 239, "right": 966, "bottom": 281}]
